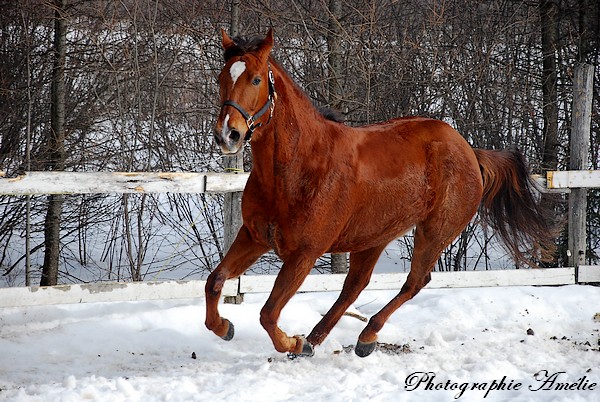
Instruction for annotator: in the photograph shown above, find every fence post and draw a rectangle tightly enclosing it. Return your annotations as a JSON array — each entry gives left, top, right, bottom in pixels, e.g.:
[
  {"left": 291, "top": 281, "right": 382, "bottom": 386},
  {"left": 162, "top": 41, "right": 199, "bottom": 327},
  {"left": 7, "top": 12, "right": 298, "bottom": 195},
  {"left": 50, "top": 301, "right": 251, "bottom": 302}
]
[{"left": 568, "top": 63, "right": 594, "bottom": 274}]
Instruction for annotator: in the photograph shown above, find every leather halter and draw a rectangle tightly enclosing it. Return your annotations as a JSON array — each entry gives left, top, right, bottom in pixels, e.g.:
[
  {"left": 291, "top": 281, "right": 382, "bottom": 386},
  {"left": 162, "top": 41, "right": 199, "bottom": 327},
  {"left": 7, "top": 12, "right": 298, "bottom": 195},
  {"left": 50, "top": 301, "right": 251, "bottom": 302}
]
[{"left": 222, "top": 62, "right": 276, "bottom": 142}]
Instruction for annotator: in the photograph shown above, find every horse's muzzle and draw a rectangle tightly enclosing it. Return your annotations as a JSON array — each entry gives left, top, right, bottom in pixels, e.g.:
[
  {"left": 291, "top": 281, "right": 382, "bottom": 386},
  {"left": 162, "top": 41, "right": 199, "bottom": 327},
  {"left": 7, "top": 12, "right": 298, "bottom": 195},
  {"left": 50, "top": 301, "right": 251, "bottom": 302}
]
[{"left": 214, "top": 126, "right": 242, "bottom": 154}]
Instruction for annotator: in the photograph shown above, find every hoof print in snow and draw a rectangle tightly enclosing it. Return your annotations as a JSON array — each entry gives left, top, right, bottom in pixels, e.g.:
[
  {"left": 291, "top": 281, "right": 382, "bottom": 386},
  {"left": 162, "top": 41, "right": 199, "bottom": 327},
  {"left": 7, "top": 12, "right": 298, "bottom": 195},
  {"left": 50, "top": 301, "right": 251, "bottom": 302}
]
[{"left": 338, "top": 342, "right": 411, "bottom": 357}]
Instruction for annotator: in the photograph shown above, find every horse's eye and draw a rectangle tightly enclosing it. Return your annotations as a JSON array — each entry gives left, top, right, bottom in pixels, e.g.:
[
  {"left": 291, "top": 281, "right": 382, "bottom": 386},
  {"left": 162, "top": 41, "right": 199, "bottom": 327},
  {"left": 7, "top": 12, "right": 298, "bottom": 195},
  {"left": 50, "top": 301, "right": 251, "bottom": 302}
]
[{"left": 252, "top": 77, "right": 262, "bottom": 86}]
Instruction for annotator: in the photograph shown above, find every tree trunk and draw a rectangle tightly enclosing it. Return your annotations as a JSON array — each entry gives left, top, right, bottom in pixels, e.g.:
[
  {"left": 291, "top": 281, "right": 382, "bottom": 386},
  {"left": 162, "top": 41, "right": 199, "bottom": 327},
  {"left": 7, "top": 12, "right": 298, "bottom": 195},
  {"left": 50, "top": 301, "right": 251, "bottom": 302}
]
[
  {"left": 540, "top": 0, "right": 559, "bottom": 172},
  {"left": 327, "top": 0, "right": 343, "bottom": 110},
  {"left": 330, "top": 253, "right": 347, "bottom": 274},
  {"left": 577, "top": 0, "right": 599, "bottom": 63},
  {"left": 223, "top": 0, "right": 244, "bottom": 257},
  {"left": 41, "top": 0, "right": 67, "bottom": 286},
  {"left": 538, "top": 0, "right": 560, "bottom": 266},
  {"left": 327, "top": 0, "right": 348, "bottom": 274},
  {"left": 223, "top": 0, "right": 244, "bottom": 303}
]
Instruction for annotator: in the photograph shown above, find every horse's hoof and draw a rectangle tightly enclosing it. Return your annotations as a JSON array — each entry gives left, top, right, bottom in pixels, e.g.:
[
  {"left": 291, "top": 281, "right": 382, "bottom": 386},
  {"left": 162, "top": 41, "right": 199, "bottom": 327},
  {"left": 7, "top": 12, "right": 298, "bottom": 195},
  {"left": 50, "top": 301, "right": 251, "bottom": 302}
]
[
  {"left": 290, "top": 336, "right": 314, "bottom": 358},
  {"left": 300, "top": 338, "right": 315, "bottom": 357},
  {"left": 221, "top": 319, "right": 235, "bottom": 341},
  {"left": 354, "top": 340, "right": 376, "bottom": 357}
]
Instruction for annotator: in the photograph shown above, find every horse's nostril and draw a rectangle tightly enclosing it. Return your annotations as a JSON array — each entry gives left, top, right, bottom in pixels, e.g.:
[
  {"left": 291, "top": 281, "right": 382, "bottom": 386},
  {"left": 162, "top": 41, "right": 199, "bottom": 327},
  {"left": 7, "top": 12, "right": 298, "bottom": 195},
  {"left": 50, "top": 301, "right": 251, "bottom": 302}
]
[{"left": 229, "top": 129, "right": 241, "bottom": 143}]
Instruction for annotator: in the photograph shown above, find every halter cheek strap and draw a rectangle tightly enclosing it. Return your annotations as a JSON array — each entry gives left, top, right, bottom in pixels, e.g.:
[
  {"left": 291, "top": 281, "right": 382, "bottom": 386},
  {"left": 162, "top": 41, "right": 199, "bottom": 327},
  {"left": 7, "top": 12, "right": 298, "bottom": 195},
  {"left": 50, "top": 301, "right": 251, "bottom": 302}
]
[{"left": 222, "top": 63, "right": 276, "bottom": 142}]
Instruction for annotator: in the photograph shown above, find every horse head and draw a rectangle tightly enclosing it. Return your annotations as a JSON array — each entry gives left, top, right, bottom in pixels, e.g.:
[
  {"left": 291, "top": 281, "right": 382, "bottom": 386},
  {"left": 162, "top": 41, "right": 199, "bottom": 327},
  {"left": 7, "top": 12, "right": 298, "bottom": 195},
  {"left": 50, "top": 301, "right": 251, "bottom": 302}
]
[{"left": 214, "top": 29, "right": 276, "bottom": 154}]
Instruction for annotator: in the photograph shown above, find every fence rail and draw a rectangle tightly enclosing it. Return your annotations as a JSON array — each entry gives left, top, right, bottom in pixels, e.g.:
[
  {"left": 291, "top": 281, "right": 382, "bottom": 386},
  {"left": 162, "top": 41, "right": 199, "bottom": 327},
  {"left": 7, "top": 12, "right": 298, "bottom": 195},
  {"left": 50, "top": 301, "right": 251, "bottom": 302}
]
[
  {"left": 1, "top": 266, "right": 598, "bottom": 308},
  {"left": 0, "top": 171, "right": 250, "bottom": 195},
  {"left": 1, "top": 170, "right": 600, "bottom": 195},
  {"left": 547, "top": 170, "right": 600, "bottom": 189}
]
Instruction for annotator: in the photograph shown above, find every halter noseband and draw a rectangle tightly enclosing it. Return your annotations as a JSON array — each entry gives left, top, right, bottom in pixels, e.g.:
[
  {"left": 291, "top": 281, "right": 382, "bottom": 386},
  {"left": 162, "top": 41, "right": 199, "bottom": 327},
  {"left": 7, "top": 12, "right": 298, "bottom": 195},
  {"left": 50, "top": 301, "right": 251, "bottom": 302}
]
[{"left": 222, "top": 63, "right": 276, "bottom": 142}]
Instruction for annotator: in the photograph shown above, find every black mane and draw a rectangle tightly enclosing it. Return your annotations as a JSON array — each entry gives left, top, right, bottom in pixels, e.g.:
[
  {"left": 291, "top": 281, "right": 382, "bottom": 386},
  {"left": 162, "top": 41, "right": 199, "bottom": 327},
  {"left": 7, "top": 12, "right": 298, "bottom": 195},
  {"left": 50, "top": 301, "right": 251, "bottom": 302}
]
[
  {"left": 223, "top": 35, "right": 265, "bottom": 61},
  {"left": 317, "top": 106, "right": 346, "bottom": 123}
]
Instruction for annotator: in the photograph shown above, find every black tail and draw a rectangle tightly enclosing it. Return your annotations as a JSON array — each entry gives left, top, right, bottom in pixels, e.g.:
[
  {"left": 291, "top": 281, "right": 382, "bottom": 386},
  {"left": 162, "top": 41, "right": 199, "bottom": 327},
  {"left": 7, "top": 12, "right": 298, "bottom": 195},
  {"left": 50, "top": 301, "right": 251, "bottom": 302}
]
[{"left": 474, "top": 148, "right": 557, "bottom": 266}]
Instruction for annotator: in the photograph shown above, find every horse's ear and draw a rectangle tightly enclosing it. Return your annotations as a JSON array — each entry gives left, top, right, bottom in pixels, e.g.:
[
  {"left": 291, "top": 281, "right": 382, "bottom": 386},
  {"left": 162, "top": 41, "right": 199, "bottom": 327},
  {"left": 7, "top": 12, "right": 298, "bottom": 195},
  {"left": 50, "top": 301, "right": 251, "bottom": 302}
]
[
  {"left": 221, "top": 28, "right": 235, "bottom": 51},
  {"left": 256, "top": 28, "right": 274, "bottom": 61}
]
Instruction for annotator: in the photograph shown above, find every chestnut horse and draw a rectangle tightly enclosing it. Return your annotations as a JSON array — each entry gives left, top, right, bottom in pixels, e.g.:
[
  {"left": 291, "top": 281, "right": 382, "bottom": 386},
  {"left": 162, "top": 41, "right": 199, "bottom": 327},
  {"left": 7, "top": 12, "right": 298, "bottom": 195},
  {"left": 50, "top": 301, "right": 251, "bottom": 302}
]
[{"left": 205, "top": 29, "right": 554, "bottom": 357}]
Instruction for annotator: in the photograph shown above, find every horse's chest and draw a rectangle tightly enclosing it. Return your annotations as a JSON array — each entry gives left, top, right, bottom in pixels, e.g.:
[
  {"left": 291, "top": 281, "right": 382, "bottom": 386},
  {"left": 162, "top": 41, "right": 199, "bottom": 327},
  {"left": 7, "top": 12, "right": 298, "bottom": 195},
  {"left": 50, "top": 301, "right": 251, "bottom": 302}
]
[
  {"left": 247, "top": 214, "right": 287, "bottom": 256},
  {"left": 243, "top": 195, "right": 304, "bottom": 256},
  {"left": 242, "top": 171, "right": 337, "bottom": 254}
]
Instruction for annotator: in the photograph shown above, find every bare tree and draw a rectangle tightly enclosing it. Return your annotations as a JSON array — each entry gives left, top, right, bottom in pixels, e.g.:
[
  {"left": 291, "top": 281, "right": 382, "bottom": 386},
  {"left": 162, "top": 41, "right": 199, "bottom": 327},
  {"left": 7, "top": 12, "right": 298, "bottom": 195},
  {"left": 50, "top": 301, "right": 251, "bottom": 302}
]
[
  {"left": 539, "top": 0, "right": 560, "bottom": 169},
  {"left": 223, "top": 0, "right": 244, "bottom": 258},
  {"left": 327, "top": 0, "right": 348, "bottom": 274},
  {"left": 40, "top": 0, "right": 68, "bottom": 286}
]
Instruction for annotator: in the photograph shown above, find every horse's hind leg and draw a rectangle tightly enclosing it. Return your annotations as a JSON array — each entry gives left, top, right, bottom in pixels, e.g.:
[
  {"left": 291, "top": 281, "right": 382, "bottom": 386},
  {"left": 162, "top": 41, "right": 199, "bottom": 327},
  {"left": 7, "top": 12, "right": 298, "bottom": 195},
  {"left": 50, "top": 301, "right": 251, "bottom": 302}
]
[
  {"left": 355, "top": 218, "right": 468, "bottom": 357},
  {"left": 205, "top": 225, "right": 269, "bottom": 340},
  {"left": 306, "top": 244, "right": 387, "bottom": 347}
]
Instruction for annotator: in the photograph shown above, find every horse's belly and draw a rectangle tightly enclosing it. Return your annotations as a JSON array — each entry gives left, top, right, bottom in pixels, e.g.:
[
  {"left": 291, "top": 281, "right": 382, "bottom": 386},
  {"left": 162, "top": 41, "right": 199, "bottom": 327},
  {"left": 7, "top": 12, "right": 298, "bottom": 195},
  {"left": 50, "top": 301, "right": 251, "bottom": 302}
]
[{"left": 329, "top": 206, "right": 423, "bottom": 253}]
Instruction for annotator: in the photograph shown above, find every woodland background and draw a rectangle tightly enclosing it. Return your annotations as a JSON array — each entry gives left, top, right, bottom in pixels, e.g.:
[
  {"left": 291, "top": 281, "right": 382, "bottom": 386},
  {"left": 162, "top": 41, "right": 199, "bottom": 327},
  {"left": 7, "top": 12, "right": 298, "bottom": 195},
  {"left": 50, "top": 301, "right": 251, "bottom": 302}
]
[{"left": 0, "top": 0, "right": 598, "bottom": 286}]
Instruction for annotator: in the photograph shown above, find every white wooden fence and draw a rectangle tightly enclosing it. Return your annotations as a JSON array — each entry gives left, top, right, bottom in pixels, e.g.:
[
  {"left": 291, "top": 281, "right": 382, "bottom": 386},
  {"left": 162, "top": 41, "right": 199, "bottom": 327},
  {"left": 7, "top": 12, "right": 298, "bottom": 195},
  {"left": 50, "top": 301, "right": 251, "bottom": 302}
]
[
  {"left": 0, "top": 171, "right": 249, "bottom": 195},
  {"left": 0, "top": 170, "right": 599, "bottom": 308},
  {"left": 2, "top": 169, "right": 598, "bottom": 195},
  {"left": 1, "top": 266, "right": 599, "bottom": 308},
  {"left": 547, "top": 170, "right": 600, "bottom": 189}
]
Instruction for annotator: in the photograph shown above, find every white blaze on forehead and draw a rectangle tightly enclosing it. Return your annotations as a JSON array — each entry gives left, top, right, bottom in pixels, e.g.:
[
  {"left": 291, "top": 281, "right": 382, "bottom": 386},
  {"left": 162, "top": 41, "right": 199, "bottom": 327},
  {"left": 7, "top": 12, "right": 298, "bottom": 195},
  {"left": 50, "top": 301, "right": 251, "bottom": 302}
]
[{"left": 229, "top": 61, "right": 246, "bottom": 86}]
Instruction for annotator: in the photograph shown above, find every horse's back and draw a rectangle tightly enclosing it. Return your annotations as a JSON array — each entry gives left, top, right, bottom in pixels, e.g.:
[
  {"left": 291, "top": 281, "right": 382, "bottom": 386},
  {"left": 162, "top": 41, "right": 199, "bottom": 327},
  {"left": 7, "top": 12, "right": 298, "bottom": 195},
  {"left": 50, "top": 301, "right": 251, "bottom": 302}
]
[
  {"left": 351, "top": 117, "right": 479, "bottom": 183},
  {"left": 357, "top": 116, "right": 471, "bottom": 148},
  {"left": 331, "top": 117, "right": 482, "bottom": 251}
]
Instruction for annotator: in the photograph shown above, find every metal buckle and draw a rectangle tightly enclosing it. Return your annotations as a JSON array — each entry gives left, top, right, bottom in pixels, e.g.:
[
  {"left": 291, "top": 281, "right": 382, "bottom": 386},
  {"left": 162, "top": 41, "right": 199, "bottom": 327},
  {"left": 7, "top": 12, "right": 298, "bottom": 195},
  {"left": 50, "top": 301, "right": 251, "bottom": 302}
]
[
  {"left": 246, "top": 116, "right": 254, "bottom": 130},
  {"left": 269, "top": 97, "right": 275, "bottom": 118},
  {"left": 268, "top": 69, "right": 275, "bottom": 86}
]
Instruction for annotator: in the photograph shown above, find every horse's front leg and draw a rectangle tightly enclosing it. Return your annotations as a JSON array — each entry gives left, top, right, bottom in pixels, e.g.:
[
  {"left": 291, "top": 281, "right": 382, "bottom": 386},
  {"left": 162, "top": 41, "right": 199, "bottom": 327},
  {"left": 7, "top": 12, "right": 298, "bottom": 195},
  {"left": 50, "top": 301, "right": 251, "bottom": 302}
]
[
  {"left": 260, "top": 253, "right": 317, "bottom": 355},
  {"left": 205, "top": 225, "right": 269, "bottom": 340}
]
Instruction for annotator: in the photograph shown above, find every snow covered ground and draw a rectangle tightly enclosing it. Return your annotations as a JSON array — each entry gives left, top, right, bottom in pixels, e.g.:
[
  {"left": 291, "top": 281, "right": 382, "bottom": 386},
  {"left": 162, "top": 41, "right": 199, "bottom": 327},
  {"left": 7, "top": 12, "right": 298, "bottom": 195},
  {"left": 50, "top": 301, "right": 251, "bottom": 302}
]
[{"left": 0, "top": 285, "right": 598, "bottom": 401}]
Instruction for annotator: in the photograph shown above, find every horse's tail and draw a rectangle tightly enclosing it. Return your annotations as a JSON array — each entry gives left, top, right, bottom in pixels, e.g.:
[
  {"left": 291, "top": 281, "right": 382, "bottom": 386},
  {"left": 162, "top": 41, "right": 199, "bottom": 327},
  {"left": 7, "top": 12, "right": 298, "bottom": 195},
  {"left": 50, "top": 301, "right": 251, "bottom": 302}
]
[{"left": 474, "top": 148, "right": 556, "bottom": 266}]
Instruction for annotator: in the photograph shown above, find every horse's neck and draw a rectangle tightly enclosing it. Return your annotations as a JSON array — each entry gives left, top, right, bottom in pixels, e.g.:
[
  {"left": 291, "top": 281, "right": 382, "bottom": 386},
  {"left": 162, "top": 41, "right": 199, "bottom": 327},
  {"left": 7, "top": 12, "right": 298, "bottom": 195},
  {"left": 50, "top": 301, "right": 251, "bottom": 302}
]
[{"left": 251, "top": 66, "right": 331, "bottom": 173}]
